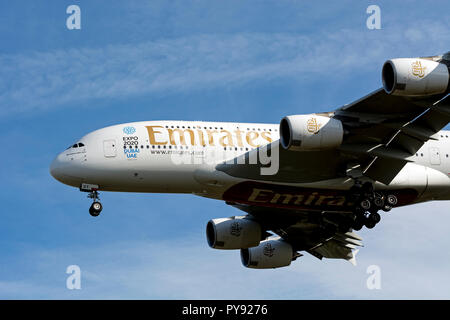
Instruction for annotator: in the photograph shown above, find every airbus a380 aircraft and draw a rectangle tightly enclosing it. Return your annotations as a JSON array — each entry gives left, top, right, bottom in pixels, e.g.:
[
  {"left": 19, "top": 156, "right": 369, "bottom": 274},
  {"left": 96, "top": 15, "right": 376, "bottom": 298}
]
[{"left": 50, "top": 52, "right": 450, "bottom": 269}]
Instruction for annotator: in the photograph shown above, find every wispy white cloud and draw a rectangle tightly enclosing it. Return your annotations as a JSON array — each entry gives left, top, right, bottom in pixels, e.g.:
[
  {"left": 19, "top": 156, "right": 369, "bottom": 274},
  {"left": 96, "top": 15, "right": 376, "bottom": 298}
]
[{"left": 1, "top": 20, "right": 448, "bottom": 117}]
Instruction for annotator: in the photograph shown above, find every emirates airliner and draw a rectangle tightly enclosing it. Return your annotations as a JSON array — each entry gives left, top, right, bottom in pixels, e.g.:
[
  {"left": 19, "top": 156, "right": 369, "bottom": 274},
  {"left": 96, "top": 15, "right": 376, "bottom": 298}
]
[{"left": 51, "top": 52, "right": 450, "bottom": 269}]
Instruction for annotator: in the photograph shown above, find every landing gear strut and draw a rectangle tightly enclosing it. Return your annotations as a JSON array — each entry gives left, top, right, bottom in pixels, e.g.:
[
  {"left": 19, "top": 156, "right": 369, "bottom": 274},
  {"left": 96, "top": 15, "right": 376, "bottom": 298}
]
[
  {"left": 88, "top": 190, "right": 102, "bottom": 217},
  {"left": 347, "top": 181, "right": 397, "bottom": 230}
]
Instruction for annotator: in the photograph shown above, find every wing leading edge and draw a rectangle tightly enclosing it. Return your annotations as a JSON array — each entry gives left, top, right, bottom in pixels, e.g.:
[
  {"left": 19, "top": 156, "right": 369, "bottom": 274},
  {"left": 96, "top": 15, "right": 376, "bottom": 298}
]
[{"left": 335, "top": 89, "right": 450, "bottom": 184}]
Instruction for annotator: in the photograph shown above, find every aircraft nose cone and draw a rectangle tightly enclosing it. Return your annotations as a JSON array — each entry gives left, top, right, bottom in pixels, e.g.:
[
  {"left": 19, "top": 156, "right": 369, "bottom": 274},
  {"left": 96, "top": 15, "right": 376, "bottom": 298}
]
[
  {"left": 49, "top": 151, "right": 85, "bottom": 187},
  {"left": 49, "top": 153, "right": 64, "bottom": 182}
]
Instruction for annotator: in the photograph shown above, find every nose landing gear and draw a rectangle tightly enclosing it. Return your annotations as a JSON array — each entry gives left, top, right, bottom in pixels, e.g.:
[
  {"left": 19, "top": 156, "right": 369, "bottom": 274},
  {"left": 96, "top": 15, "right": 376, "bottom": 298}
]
[
  {"left": 87, "top": 190, "right": 102, "bottom": 217},
  {"left": 80, "top": 183, "right": 103, "bottom": 217}
]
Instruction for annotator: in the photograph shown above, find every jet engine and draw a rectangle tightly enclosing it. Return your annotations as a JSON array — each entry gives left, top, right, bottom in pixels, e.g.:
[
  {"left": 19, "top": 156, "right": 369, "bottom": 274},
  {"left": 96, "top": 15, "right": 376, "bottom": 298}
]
[
  {"left": 279, "top": 114, "right": 343, "bottom": 151},
  {"left": 206, "top": 217, "right": 262, "bottom": 249},
  {"left": 382, "top": 58, "right": 450, "bottom": 96},
  {"left": 240, "top": 239, "right": 294, "bottom": 269}
]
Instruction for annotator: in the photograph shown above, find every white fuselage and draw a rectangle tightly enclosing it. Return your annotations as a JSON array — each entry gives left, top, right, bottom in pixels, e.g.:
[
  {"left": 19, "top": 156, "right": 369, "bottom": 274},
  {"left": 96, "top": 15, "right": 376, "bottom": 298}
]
[{"left": 50, "top": 120, "right": 450, "bottom": 208}]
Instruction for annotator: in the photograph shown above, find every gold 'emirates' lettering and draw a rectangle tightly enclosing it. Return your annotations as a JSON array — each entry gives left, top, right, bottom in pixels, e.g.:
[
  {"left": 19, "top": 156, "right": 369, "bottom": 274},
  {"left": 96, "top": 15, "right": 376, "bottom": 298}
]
[
  {"left": 146, "top": 126, "right": 167, "bottom": 145},
  {"left": 234, "top": 128, "right": 244, "bottom": 147},
  {"left": 248, "top": 188, "right": 273, "bottom": 202},
  {"left": 260, "top": 131, "right": 272, "bottom": 143},
  {"left": 144, "top": 125, "right": 273, "bottom": 148},
  {"left": 206, "top": 130, "right": 218, "bottom": 146},
  {"left": 246, "top": 131, "right": 260, "bottom": 147},
  {"left": 168, "top": 128, "right": 195, "bottom": 146},
  {"left": 269, "top": 193, "right": 304, "bottom": 205},
  {"left": 246, "top": 188, "right": 347, "bottom": 207},
  {"left": 197, "top": 129, "right": 206, "bottom": 146},
  {"left": 219, "top": 130, "right": 234, "bottom": 147}
]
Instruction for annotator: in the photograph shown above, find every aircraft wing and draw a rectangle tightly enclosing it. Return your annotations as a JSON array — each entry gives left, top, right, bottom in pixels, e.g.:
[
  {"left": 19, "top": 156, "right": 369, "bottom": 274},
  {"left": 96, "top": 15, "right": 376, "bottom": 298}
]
[
  {"left": 230, "top": 202, "right": 363, "bottom": 264},
  {"left": 217, "top": 90, "right": 450, "bottom": 185},
  {"left": 217, "top": 90, "right": 449, "bottom": 264},
  {"left": 210, "top": 53, "right": 450, "bottom": 267},
  {"left": 334, "top": 89, "right": 450, "bottom": 184}
]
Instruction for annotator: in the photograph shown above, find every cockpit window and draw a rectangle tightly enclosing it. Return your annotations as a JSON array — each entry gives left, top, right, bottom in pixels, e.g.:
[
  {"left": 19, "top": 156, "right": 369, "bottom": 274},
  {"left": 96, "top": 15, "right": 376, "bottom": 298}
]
[{"left": 66, "top": 142, "right": 84, "bottom": 150}]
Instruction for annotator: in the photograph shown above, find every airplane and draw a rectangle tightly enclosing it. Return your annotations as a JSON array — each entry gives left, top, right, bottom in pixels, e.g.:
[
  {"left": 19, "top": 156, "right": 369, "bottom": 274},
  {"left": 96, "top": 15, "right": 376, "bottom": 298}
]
[{"left": 50, "top": 52, "right": 450, "bottom": 269}]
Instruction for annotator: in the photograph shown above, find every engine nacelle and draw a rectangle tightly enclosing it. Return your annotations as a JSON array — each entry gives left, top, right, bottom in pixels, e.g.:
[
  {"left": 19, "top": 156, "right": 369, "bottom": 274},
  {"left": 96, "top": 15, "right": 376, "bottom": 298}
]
[
  {"left": 206, "top": 217, "right": 262, "bottom": 250},
  {"left": 240, "top": 239, "right": 294, "bottom": 269},
  {"left": 382, "top": 58, "right": 450, "bottom": 96},
  {"left": 279, "top": 114, "right": 343, "bottom": 151}
]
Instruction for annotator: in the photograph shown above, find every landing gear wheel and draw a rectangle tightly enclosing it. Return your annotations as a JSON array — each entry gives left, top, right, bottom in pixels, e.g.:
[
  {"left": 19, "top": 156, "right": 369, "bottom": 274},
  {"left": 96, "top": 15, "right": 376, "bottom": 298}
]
[
  {"left": 86, "top": 190, "right": 102, "bottom": 217},
  {"left": 360, "top": 199, "right": 371, "bottom": 211},
  {"left": 386, "top": 194, "right": 398, "bottom": 206},
  {"left": 352, "top": 214, "right": 366, "bottom": 231},
  {"left": 89, "top": 201, "right": 102, "bottom": 217},
  {"left": 373, "top": 196, "right": 384, "bottom": 208},
  {"left": 382, "top": 205, "right": 392, "bottom": 212},
  {"left": 368, "top": 212, "right": 381, "bottom": 224},
  {"left": 92, "top": 201, "right": 102, "bottom": 212},
  {"left": 365, "top": 219, "right": 376, "bottom": 229}
]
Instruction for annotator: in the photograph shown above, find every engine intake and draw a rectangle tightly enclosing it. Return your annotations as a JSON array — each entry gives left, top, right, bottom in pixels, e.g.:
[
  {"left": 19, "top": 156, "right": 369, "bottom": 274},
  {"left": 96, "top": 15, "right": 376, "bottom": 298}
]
[
  {"left": 280, "top": 114, "right": 343, "bottom": 151},
  {"left": 206, "top": 217, "right": 262, "bottom": 250},
  {"left": 382, "top": 58, "right": 450, "bottom": 96},
  {"left": 241, "top": 239, "right": 294, "bottom": 269}
]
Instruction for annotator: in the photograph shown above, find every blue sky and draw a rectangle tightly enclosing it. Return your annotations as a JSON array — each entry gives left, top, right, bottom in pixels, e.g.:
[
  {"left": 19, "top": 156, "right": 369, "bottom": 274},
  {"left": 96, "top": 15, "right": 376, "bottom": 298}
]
[{"left": 1, "top": 0, "right": 450, "bottom": 299}]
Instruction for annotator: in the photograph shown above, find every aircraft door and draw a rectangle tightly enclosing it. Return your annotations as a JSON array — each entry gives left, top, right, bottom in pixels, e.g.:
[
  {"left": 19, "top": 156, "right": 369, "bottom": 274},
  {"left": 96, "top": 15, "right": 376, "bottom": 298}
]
[
  {"left": 103, "top": 139, "right": 117, "bottom": 158},
  {"left": 429, "top": 147, "right": 440, "bottom": 165}
]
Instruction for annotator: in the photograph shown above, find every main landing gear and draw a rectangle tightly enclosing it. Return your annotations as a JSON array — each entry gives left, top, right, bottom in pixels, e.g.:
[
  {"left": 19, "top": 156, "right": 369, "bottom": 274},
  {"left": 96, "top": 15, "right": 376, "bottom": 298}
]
[
  {"left": 88, "top": 190, "right": 102, "bottom": 217},
  {"left": 348, "top": 181, "right": 397, "bottom": 231}
]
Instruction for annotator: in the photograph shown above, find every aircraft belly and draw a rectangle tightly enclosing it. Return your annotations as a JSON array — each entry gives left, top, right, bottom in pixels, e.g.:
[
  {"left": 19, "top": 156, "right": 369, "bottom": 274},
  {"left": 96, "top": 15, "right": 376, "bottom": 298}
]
[
  {"left": 82, "top": 161, "right": 206, "bottom": 193},
  {"left": 421, "top": 166, "right": 450, "bottom": 201},
  {"left": 221, "top": 181, "right": 420, "bottom": 212}
]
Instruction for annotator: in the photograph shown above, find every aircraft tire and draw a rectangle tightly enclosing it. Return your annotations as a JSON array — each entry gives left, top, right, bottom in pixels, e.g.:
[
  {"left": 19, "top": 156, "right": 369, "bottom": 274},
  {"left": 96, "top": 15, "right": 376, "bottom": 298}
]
[
  {"left": 360, "top": 199, "right": 371, "bottom": 211},
  {"left": 89, "top": 202, "right": 102, "bottom": 217},
  {"left": 368, "top": 212, "right": 381, "bottom": 224}
]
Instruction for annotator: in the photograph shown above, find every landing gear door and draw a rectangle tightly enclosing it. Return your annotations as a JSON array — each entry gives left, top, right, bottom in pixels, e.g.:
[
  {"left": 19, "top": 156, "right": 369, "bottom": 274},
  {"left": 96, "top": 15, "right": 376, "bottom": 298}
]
[
  {"left": 429, "top": 147, "right": 440, "bottom": 165},
  {"left": 103, "top": 139, "right": 117, "bottom": 158}
]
